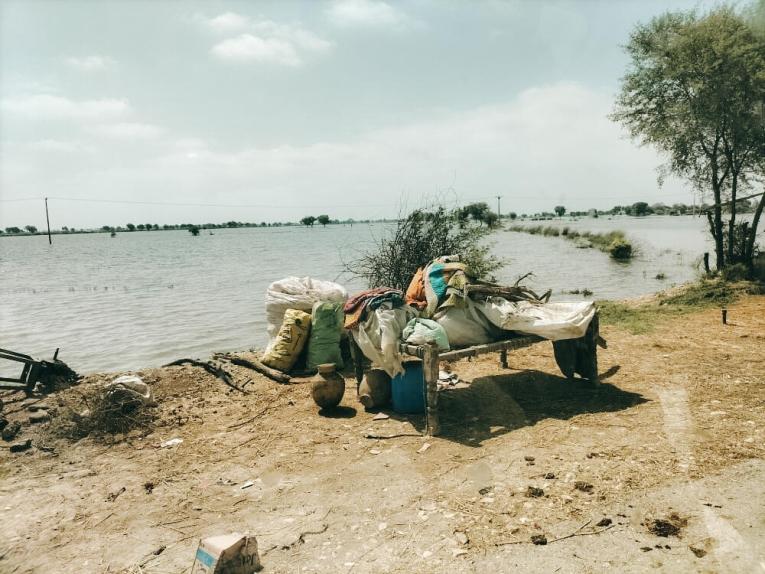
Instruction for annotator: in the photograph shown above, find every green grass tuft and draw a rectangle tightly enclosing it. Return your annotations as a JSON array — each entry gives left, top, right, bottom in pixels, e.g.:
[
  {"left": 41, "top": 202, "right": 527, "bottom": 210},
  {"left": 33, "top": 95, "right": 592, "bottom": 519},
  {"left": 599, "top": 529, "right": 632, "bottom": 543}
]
[{"left": 598, "top": 279, "right": 760, "bottom": 335}]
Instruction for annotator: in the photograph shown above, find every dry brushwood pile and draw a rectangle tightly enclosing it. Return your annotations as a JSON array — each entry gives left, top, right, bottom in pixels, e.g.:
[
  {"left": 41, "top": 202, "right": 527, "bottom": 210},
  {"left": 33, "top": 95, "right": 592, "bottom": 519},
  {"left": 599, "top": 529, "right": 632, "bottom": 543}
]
[{"left": 1, "top": 296, "right": 764, "bottom": 573}]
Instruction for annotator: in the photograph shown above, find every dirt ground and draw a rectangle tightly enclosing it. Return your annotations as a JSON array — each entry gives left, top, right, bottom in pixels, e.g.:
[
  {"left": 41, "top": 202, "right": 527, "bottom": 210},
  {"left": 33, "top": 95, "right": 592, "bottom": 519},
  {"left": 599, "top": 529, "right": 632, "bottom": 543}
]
[{"left": 1, "top": 295, "right": 764, "bottom": 574}]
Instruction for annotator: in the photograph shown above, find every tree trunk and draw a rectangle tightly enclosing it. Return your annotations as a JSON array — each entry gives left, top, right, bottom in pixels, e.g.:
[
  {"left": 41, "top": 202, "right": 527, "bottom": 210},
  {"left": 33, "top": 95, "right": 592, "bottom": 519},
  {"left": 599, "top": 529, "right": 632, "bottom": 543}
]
[
  {"left": 745, "top": 191, "right": 765, "bottom": 269},
  {"left": 727, "top": 173, "right": 738, "bottom": 264},
  {"left": 711, "top": 180, "right": 725, "bottom": 270}
]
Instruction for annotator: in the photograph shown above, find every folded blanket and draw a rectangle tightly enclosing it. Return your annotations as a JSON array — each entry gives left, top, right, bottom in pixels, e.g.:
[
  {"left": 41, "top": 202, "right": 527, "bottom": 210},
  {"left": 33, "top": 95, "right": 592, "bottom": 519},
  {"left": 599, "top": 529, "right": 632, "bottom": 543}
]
[
  {"left": 344, "top": 287, "right": 404, "bottom": 329},
  {"left": 423, "top": 260, "right": 470, "bottom": 317},
  {"left": 404, "top": 267, "right": 427, "bottom": 310}
]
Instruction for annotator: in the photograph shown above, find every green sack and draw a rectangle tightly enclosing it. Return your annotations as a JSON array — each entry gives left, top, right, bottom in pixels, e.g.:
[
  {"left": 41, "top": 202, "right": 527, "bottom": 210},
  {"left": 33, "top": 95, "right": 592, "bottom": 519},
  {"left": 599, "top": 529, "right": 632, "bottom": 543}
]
[{"left": 307, "top": 301, "right": 345, "bottom": 370}]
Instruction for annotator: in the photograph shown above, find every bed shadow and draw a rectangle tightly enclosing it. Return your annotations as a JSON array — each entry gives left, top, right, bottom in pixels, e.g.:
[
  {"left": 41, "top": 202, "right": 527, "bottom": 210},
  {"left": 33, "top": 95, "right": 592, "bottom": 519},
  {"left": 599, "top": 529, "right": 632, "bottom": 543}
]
[{"left": 393, "top": 368, "right": 646, "bottom": 447}]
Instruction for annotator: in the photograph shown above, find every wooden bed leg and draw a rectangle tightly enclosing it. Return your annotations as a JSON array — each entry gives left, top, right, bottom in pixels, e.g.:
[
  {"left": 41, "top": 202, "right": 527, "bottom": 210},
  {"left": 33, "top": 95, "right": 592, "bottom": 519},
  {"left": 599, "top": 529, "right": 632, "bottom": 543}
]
[
  {"left": 500, "top": 349, "right": 508, "bottom": 369},
  {"left": 422, "top": 343, "right": 441, "bottom": 437},
  {"left": 349, "top": 335, "right": 365, "bottom": 387}
]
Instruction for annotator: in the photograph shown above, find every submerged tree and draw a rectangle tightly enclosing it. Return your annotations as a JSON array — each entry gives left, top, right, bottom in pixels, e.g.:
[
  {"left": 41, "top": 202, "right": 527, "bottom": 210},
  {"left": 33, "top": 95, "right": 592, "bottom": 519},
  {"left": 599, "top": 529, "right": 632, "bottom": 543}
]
[
  {"left": 612, "top": 6, "right": 765, "bottom": 271},
  {"left": 188, "top": 225, "right": 200, "bottom": 236},
  {"left": 348, "top": 207, "right": 503, "bottom": 290}
]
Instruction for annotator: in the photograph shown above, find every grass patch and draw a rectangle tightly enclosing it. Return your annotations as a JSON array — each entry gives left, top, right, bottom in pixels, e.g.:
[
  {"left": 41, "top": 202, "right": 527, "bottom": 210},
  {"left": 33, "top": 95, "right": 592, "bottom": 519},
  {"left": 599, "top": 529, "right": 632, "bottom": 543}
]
[
  {"left": 508, "top": 225, "right": 634, "bottom": 260},
  {"left": 598, "top": 279, "right": 760, "bottom": 334}
]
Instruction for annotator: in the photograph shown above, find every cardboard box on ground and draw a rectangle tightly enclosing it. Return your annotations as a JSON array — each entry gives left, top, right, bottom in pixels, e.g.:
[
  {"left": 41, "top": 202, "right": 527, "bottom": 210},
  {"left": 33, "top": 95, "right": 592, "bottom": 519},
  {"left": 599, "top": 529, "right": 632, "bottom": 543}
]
[{"left": 191, "top": 533, "right": 261, "bottom": 574}]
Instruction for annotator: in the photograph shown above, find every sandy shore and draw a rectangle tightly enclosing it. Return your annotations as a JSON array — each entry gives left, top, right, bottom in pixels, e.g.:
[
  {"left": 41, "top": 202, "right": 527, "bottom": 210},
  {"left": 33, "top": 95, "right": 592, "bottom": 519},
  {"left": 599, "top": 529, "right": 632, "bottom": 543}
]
[{"left": 1, "top": 295, "right": 764, "bottom": 573}]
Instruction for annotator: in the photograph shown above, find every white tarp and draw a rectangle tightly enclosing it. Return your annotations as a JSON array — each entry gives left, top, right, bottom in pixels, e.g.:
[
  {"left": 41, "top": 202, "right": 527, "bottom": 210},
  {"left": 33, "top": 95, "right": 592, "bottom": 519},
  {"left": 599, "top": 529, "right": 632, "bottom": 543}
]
[
  {"left": 265, "top": 276, "right": 347, "bottom": 343},
  {"left": 476, "top": 297, "right": 595, "bottom": 341},
  {"left": 351, "top": 302, "right": 416, "bottom": 378}
]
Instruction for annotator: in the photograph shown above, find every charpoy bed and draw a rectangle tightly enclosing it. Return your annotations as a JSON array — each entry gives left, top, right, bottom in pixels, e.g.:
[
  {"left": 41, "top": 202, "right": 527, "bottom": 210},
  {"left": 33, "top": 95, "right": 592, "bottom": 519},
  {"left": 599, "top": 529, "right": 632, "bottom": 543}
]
[{"left": 352, "top": 313, "right": 604, "bottom": 436}]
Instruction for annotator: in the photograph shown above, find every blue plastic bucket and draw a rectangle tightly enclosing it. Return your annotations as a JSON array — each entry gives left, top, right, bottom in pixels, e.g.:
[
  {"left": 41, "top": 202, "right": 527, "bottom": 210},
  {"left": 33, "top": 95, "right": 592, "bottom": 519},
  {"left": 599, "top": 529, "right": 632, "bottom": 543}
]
[{"left": 391, "top": 360, "right": 426, "bottom": 414}]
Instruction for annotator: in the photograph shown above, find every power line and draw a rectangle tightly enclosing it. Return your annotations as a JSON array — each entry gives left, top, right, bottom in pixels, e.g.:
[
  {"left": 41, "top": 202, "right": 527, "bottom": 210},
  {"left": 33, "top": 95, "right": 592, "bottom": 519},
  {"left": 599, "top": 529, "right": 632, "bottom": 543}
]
[{"left": 0, "top": 196, "right": 394, "bottom": 209}]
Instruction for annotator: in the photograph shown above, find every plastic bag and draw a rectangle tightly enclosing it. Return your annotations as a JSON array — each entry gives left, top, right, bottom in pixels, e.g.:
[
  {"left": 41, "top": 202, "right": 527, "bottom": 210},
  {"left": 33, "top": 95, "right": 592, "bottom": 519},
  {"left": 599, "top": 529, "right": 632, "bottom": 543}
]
[
  {"left": 105, "top": 375, "right": 155, "bottom": 406},
  {"left": 351, "top": 303, "right": 415, "bottom": 378},
  {"left": 265, "top": 277, "right": 347, "bottom": 343},
  {"left": 402, "top": 318, "right": 450, "bottom": 351},
  {"left": 434, "top": 298, "right": 495, "bottom": 347},
  {"left": 307, "top": 301, "right": 345, "bottom": 370},
  {"left": 476, "top": 297, "right": 595, "bottom": 341},
  {"left": 261, "top": 309, "right": 312, "bottom": 373}
]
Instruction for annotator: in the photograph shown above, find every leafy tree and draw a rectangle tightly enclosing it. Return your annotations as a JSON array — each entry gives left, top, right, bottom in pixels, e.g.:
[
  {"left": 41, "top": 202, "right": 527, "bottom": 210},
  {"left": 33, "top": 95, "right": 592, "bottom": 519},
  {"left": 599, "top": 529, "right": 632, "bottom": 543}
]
[
  {"left": 554, "top": 205, "right": 566, "bottom": 217},
  {"left": 126, "top": 223, "right": 136, "bottom": 231},
  {"left": 188, "top": 225, "right": 200, "bottom": 236},
  {"left": 631, "top": 202, "right": 652, "bottom": 216},
  {"left": 5, "top": 227, "right": 21, "bottom": 234},
  {"left": 348, "top": 207, "right": 502, "bottom": 290},
  {"left": 144, "top": 223, "right": 152, "bottom": 231},
  {"left": 612, "top": 7, "right": 765, "bottom": 271},
  {"left": 483, "top": 211, "right": 499, "bottom": 228},
  {"left": 509, "top": 212, "right": 517, "bottom": 220},
  {"left": 24, "top": 225, "right": 38, "bottom": 233},
  {"left": 317, "top": 214, "right": 331, "bottom": 227},
  {"left": 101, "top": 225, "right": 112, "bottom": 232},
  {"left": 300, "top": 216, "right": 316, "bottom": 227},
  {"left": 461, "top": 202, "right": 491, "bottom": 225},
  {"left": 0, "top": 229, "right": 4, "bottom": 234}
]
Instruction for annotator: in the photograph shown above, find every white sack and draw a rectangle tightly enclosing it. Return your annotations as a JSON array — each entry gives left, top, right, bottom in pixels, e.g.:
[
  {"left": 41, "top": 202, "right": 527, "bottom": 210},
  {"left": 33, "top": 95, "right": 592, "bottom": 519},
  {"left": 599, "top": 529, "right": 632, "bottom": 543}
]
[
  {"left": 265, "top": 276, "right": 347, "bottom": 343},
  {"left": 434, "top": 298, "right": 495, "bottom": 347},
  {"left": 351, "top": 303, "right": 415, "bottom": 378},
  {"left": 105, "top": 375, "right": 155, "bottom": 406},
  {"left": 477, "top": 297, "right": 595, "bottom": 341}
]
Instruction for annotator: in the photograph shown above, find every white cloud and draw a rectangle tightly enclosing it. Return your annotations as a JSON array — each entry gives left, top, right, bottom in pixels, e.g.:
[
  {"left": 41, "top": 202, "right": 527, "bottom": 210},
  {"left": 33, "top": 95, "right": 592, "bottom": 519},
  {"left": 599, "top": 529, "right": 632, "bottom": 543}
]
[
  {"left": 251, "top": 20, "right": 333, "bottom": 53},
  {"left": 1, "top": 83, "right": 694, "bottom": 228},
  {"left": 88, "top": 122, "right": 165, "bottom": 140},
  {"left": 211, "top": 34, "right": 301, "bottom": 66},
  {"left": 143, "top": 83, "right": 688, "bottom": 213},
  {"left": 64, "top": 55, "right": 115, "bottom": 72},
  {"left": 326, "top": 0, "right": 408, "bottom": 28},
  {"left": 1, "top": 94, "right": 129, "bottom": 121},
  {"left": 29, "top": 139, "right": 89, "bottom": 153},
  {"left": 206, "top": 12, "right": 250, "bottom": 33},
  {"left": 203, "top": 13, "right": 332, "bottom": 66}
]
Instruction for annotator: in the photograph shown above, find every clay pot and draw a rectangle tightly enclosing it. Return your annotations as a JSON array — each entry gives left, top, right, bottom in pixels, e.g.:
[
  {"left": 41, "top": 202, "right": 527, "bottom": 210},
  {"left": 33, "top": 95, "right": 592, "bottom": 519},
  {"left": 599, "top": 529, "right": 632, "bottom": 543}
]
[
  {"left": 358, "top": 369, "right": 391, "bottom": 409},
  {"left": 311, "top": 363, "right": 345, "bottom": 409}
]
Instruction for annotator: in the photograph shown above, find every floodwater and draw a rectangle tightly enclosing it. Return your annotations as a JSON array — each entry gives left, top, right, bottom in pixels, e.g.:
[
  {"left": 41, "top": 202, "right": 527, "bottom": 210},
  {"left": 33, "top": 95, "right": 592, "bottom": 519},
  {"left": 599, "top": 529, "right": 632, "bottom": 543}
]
[{"left": 0, "top": 216, "right": 714, "bottom": 373}]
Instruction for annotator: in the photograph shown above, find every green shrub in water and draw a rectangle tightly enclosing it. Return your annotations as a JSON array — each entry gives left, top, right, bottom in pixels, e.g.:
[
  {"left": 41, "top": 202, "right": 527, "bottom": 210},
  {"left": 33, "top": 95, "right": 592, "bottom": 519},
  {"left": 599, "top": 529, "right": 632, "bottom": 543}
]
[{"left": 609, "top": 238, "right": 633, "bottom": 260}]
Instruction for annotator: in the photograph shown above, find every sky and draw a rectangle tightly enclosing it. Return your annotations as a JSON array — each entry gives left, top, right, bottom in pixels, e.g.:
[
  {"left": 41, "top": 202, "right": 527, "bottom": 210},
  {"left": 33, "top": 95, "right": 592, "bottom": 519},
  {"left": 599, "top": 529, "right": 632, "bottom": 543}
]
[{"left": 0, "top": 0, "right": 723, "bottom": 229}]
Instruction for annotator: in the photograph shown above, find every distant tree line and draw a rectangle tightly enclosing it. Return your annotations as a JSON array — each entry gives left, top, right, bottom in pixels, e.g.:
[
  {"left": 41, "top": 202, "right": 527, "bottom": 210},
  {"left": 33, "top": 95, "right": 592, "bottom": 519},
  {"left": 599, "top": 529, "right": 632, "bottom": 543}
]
[{"left": 3, "top": 197, "right": 755, "bottom": 238}]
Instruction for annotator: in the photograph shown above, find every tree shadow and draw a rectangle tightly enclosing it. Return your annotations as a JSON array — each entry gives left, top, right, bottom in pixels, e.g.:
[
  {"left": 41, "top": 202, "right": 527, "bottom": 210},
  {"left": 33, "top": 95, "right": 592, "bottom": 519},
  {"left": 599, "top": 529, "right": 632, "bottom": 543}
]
[{"left": 399, "top": 367, "right": 645, "bottom": 447}]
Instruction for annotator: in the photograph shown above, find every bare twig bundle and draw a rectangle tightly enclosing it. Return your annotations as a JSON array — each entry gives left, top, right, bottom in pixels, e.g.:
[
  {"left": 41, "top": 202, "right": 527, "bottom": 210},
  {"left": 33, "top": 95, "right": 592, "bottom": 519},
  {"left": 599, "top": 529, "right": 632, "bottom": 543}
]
[{"left": 48, "top": 385, "right": 156, "bottom": 440}]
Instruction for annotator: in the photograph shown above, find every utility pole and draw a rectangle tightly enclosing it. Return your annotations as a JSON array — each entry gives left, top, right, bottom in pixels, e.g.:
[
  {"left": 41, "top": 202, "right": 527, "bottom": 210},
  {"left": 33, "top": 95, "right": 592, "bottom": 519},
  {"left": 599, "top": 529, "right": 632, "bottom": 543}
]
[
  {"left": 496, "top": 195, "right": 502, "bottom": 219},
  {"left": 45, "top": 197, "right": 52, "bottom": 245}
]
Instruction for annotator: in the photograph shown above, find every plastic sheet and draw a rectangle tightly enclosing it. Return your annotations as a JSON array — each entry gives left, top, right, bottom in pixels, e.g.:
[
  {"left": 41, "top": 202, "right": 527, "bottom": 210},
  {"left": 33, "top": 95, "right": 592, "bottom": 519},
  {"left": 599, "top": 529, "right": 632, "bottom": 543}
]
[
  {"left": 477, "top": 297, "right": 595, "bottom": 341},
  {"left": 434, "top": 298, "right": 496, "bottom": 347},
  {"left": 351, "top": 302, "right": 415, "bottom": 378}
]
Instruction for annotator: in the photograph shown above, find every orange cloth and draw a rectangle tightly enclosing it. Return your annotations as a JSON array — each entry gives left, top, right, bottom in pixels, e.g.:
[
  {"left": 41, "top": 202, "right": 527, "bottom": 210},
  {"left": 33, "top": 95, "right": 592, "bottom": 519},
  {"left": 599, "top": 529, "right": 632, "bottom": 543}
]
[{"left": 405, "top": 267, "right": 427, "bottom": 310}]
